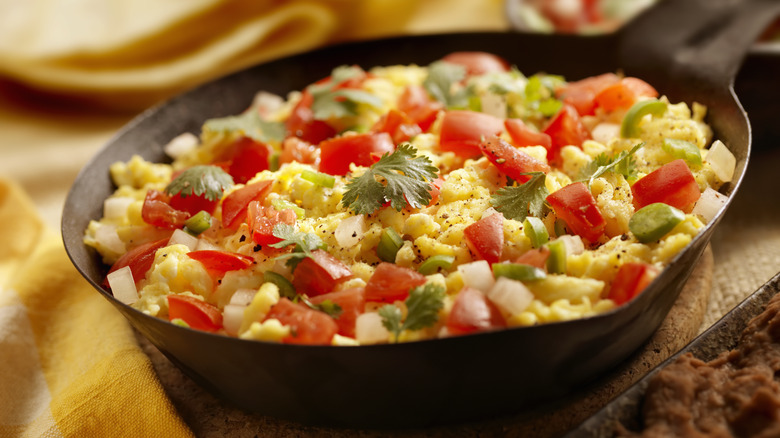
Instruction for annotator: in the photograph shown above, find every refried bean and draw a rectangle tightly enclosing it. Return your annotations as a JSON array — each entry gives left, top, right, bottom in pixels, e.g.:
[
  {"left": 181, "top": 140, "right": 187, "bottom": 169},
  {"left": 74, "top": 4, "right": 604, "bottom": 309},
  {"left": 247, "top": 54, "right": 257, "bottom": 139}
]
[{"left": 618, "top": 293, "right": 780, "bottom": 437}]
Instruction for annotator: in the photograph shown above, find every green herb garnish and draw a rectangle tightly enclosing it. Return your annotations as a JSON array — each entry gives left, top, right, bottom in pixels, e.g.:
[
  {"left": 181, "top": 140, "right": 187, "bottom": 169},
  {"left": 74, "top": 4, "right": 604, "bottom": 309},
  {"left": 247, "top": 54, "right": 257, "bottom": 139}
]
[
  {"left": 164, "top": 165, "right": 233, "bottom": 201},
  {"left": 300, "top": 296, "right": 343, "bottom": 319},
  {"left": 203, "top": 111, "right": 286, "bottom": 143},
  {"left": 490, "top": 172, "right": 550, "bottom": 222},
  {"left": 341, "top": 144, "right": 439, "bottom": 215},
  {"left": 308, "top": 66, "right": 383, "bottom": 120},
  {"left": 578, "top": 142, "right": 644, "bottom": 186},
  {"left": 269, "top": 223, "right": 327, "bottom": 268},
  {"left": 379, "top": 283, "right": 446, "bottom": 342},
  {"left": 423, "top": 61, "right": 469, "bottom": 108}
]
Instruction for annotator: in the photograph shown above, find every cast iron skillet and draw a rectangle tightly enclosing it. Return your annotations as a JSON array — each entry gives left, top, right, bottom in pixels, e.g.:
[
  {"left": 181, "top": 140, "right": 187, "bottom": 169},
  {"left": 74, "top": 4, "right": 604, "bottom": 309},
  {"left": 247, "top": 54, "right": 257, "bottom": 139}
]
[{"left": 61, "top": 0, "right": 780, "bottom": 429}]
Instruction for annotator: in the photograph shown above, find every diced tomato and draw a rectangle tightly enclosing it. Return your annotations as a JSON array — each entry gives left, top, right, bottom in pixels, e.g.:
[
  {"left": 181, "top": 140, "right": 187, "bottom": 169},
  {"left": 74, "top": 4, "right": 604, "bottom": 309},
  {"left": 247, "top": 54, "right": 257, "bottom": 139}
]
[
  {"left": 309, "top": 287, "right": 365, "bottom": 338},
  {"left": 167, "top": 294, "right": 223, "bottom": 332},
  {"left": 427, "top": 177, "right": 444, "bottom": 207},
  {"left": 480, "top": 136, "right": 551, "bottom": 183},
  {"left": 218, "top": 136, "right": 272, "bottom": 184},
  {"left": 594, "top": 77, "right": 659, "bottom": 113},
  {"left": 398, "top": 85, "right": 443, "bottom": 132},
  {"left": 319, "top": 132, "right": 394, "bottom": 176},
  {"left": 514, "top": 247, "right": 551, "bottom": 270},
  {"left": 439, "top": 110, "right": 505, "bottom": 158},
  {"left": 556, "top": 73, "right": 619, "bottom": 116},
  {"left": 440, "top": 52, "right": 510, "bottom": 76},
  {"left": 371, "top": 109, "right": 422, "bottom": 144},
  {"left": 104, "top": 237, "right": 171, "bottom": 288},
  {"left": 608, "top": 263, "right": 659, "bottom": 306},
  {"left": 279, "top": 137, "right": 318, "bottom": 166},
  {"left": 543, "top": 104, "right": 590, "bottom": 164},
  {"left": 187, "top": 250, "right": 254, "bottom": 278},
  {"left": 247, "top": 202, "right": 296, "bottom": 246},
  {"left": 168, "top": 192, "right": 219, "bottom": 217},
  {"left": 631, "top": 159, "right": 701, "bottom": 213},
  {"left": 221, "top": 180, "right": 273, "bottom": 229},
  {"left": 505, "top": 118, "right": 552, "bottom": 149},
  {"left": 365, "top": 263, "right": 427, "bottom": 302},
  {"left": 292, "top": 250, "right": 353, "bottom": 296},
  {"left": 141, "top": 190, "right": 190, "bottom": 228},
  {"left": 263, "top": 298, "right": 338, "bottom": 345},
  {"left": 286, "top": 91, "right": 337, "bottom": 144},
  {"left": 464, "top": 213, "right": 504, "bottom": 264},
  {"left": 446, "top": 287, "right": 506, "bottom": 335},
  {"left": 546, "top": 182, "right": 606, "bottom": 243}
]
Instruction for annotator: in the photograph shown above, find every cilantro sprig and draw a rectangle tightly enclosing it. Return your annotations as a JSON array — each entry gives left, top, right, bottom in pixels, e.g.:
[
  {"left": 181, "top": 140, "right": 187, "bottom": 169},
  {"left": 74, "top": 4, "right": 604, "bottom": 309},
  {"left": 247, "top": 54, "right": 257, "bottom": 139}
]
[
  {"left": 203, "top": 111, "right": 286, "bottom": 143},
  {"left": 490, "top": 172, "right": 550, "bottom": 222},
  {"left": 164, "top": 165, "right": 233, "bottom": 201},
  {"left": 577, "top": 142, "right": 644, "bottom": 187},
  {"left": 308, "top": 66, "right": 383, "bottom": 120},
  {"left": 341, "top": 144, "right": 439, "bottom": 215},
  {"left": 269, "top": 223, "right": 327, "bottom": 268},
  {"left": 299, "top": 295, "right": 343, "bottom": 319},
  {"left": 423, "top": 61, "right": 470, "bottom": 108},
  {"left": 379, "top": 283, "right": 446, "bottom": 342}
]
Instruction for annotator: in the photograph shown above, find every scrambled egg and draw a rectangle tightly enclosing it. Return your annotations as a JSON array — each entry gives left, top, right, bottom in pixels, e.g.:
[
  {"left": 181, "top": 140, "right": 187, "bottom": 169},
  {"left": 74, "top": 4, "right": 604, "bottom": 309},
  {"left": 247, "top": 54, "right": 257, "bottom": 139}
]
[{"left": 84, "top": 57, "right": 728, "bottom": 345}]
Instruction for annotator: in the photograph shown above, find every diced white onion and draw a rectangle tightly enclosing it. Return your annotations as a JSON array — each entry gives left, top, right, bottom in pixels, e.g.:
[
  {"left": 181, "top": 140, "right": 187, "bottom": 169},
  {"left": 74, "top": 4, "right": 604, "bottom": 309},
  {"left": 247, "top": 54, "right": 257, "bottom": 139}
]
[
  {"left": 479, "top": 92, "right": 507, "bottom": 119},
  {"left": 271, "top": 259, "right": 293, "bottom": 278},
  {"left": 355, "top": 312, "right": 390, "bottom": 345},
  {"left": 94, "top": 224, "right": 126, "bottom": 254},
  {"left": 222, "top": 304, "right": 246, "bottom": 336},
  {"left": 486, "top": 277, "right": 534, "bottom": 316},
  {"left": 692, "top": 187, "right": 728, "bottom": 224},
  {"left": 107, "top": 266, "right": 138, "bottom": 305},
  {"left": 195, "top": 239, "right": 221, "bottom": 252},
  {"left": 590, "top": 123, "right": 621, "bottom": 145},
  {"left": 335, "top": 215, "right": 366, "bottom": 248},
  {"left": 457, "top": 260, "right": 495, "bottom": 293},
  {"left": 230, "top": 288, "right": 257, "bottom": 306},
  {"left": 163, "top": 132, "right": 199, "bottom": 159},
  {"left": 705, "top": 140, "right": 736, "bottom": 183},
  {"left": 168, "top": 229, "right": 199, "bottom": 251},
  {"left": 556, "top": 235, "right": 584, "bottom": 255},
  {"left": 481, "top": 207, "right": 501, "bottom": 220},
  {"left": 103, "top": 196, "right": 134, "bottom": 220},
  {"left": 253, "top": 91, "right": 285, "bottom": 118}
]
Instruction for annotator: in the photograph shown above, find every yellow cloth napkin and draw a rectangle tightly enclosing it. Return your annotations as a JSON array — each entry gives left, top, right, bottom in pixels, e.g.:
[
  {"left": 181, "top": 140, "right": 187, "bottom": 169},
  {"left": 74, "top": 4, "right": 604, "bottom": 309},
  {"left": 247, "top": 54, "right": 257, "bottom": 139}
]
[{"left": 0, "top": 178, "right": 193, "bottom": 437}]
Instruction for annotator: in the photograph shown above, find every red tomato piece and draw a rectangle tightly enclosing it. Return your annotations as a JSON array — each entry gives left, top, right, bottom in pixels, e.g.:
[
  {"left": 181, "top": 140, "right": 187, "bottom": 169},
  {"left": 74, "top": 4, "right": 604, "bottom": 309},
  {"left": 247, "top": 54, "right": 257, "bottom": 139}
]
[
  {"left": 279, "top": 137, "right": 318, "bottom": 166},
  {"left": 608, "top": 263, "right": 659, "bottom": 306},
  {"left": 398, "top": 85, "right": 443, "bottom": 132},
  {"left": 104, "top": 237, "right": 171, "bottom": 288},
  {"left": 543, "top": 104, "right": 590, "bottom": 164},
  {"left": 371, "top": 109, "right": 422, "bottom": 144},
  {"left": 167, "top": 294, "right": 223, "bottom": 332},
  {"left": 514, "top": 247, "right": 551, "bottom": 270},
  {"left": 556, "top": 73, "right": 619, "bottom": 116},
  {"left": 264, "top": 298, "right": 338, "bottom": 345},
  {"left": 221, "top": 180, "right": 273, "bottom": 229},
  {"left": 168, "top": 192, "right": 219, "bottom": 217},
  {"left": 464, "top": 213, "right": 504, "bottom": 264},
  {"left": 480, "top": 136, "right": 551, "bottom": 183},
  {"left": 187, "top": 250, "right": 254, "bottom": 278},
  {"left": 222, "top": 137, "right": 272, "bottom": 184},
  {"left": 631, "top": 159, "right": 701, "bottom": 213},
  {"left": 292, "top": 250, "right": 353, "bottom": 297},
  {"left": 505, "top": 118, "right": 552, "bottom": 149},
  {"left": 141, "top": 190, "right": 190, "bottom": 228},
  {"left": 439, "top": 110, "right": 505, "bottom": 158},
  {"left": 594, "top": 77, "right": 659, "bottom": 113},
  {"left": 247, "top": 202, "right": 297, "bottom": 246},
  {"left": 446, "top": 287, "right": 506, "bottom": 335},
  {"left": 427, "top": 177, "right": 444, "bottom": 207},
  {"left": 365, "top": 263, "right": 427, "bottom": 303},
  {"left": 319, "top": 132, "right": 395, "bottom": 176},
  {"left": 440, "top": 52, "right": 510, "bottom": 76},
  {"left": 546, "top": 182, "right": 606, "bottom": 243},
  {"left": 286, "top": 91, "right": 337, "bottom": 144},
  {"left": 309, "top": 287, "right": 365, "bottom": 338}
]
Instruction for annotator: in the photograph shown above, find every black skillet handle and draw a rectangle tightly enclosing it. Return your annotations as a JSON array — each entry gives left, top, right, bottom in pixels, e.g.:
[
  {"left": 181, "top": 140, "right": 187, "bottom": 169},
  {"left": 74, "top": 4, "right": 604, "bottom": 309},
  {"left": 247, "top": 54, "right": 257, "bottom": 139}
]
[{"left": 618, "top": 0, "right": 780, "bottom": 92}]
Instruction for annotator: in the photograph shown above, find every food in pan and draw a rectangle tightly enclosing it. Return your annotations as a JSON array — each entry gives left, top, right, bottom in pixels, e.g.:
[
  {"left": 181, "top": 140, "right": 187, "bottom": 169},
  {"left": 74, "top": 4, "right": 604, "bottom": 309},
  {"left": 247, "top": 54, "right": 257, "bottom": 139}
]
[{"left": 83, "top": 51, "right": 734, "bottom": 345}]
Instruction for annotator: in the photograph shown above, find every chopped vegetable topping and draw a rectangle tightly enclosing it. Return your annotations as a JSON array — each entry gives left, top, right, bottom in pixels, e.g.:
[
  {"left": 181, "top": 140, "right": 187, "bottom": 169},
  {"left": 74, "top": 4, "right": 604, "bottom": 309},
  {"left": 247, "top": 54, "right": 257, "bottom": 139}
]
[
  {"left": 490, "top": 172, "right": 550, "bottom": 221},
  {"left": 578, "top": 142, "right": 644, "bottom": 186},
  {"left": 165, "top": 165, "right": 233, "bottom": 201},
  {"left": 379, "top": 283, "right": 446, "bottom": 342},
  {"left": 203, "top": 110, "right": 286, "bottom": 143}
]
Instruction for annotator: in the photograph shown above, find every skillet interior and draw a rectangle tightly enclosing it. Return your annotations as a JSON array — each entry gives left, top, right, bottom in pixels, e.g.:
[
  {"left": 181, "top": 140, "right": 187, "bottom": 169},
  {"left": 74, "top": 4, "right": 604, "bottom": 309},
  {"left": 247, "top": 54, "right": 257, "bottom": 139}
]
[{"left": 62, "top": 28, "right": 750, "bottom": 427}]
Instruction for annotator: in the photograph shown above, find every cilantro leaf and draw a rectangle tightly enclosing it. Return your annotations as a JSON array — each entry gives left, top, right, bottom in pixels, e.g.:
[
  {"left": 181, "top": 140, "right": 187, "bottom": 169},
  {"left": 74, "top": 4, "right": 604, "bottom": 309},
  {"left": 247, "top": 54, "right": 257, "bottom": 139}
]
[
  {"left": 486, "top": 67, "right": 526, "bottom": 95},
  {"left": 269, "top": 223, "right": 327, "bottom": 268},
  {"left": 165, "top": 165, "right": 233, "bottom": 201},
  {"left": 299, "top": 296, "right": 343, "bottom": 319},
  {"left": 307, "top": 65, "right": 383, "bottom": 120},
  {"left": 341, "top": 144, "right": 439, "bottom": 215},
  {"left": 423, "top": 61, "right": 469, "bottom": 108},
  {"left": 490, "top": 172, "right": 550, "bottom": 221},
  {"left": 379, "top": 283, "right": 446, "bottom": 342},
  {"left": 203, "top": 111, "right": 286, "bottom": 143},
  {"left": 577, "top": 142, "right": 644, "bottom": 186}
]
